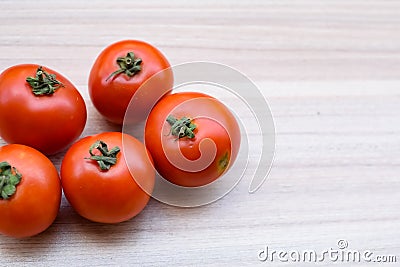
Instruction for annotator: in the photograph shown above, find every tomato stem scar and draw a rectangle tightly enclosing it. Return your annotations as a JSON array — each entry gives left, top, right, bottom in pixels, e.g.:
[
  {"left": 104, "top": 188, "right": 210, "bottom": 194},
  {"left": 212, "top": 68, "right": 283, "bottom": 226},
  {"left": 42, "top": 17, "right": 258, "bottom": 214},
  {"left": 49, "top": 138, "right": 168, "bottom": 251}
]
[
  {"left": 106, "top": 52, "right": 142, "bottom": 81},
  {"left": 166, "top": 115, "right": 197, "bottom": 139},
  {"left": 85, "top": 141, "right": 120, "bottom": 171},
  {"left": 26, "top": 66, "right": 64, "bottom": 96},
  {"left": 0, "top": 161, "right": 22, "bottom": 200}
]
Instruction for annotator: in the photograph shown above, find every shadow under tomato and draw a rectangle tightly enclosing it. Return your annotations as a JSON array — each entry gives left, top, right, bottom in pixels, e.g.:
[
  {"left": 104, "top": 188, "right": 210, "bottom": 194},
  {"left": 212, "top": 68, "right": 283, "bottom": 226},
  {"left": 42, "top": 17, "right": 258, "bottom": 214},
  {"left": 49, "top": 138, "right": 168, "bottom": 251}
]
[
  {"left": 56, "top": 197, "right": 156, "bottom": 247},
  {"left": 0, "top": 213, "right": 61, "bottom": 261}
]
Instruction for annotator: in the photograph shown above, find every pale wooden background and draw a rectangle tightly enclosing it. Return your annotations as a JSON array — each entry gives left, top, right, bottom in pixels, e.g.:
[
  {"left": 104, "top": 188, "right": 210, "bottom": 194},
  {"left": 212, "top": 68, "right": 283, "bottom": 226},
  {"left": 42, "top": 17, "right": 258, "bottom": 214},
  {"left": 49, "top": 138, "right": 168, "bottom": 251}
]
[{"left": 0, "top": 1, "right": 399, "bottom": 266}]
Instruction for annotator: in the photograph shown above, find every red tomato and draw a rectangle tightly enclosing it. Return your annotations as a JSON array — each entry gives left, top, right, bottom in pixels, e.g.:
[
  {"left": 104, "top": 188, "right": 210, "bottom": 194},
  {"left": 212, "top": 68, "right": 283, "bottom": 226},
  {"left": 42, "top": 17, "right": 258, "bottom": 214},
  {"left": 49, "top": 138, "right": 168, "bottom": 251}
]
[
  {"left": 145, "top": 92, "right": 241, "bottom": 187},
  {"left": 0, "top": 144, "right": 61, "bottom": 238},
  {"left": 0, "top": 64, "right": 87, "bottom": 155},
  {"left": 88, "top": 40, "right": 173, "bottom": 124},
  {"left": 60, "top": 132, "right": 155, "bottom": 224}
]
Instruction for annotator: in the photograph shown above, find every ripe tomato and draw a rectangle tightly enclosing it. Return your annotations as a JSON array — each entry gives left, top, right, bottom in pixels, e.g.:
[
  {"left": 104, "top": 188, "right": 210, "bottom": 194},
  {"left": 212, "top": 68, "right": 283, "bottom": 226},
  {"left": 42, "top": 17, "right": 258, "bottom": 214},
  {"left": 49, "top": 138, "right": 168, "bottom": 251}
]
[
  {"left": 88, "top": 40, "right": 173, "bottom": 124},
  {"left": 145, "top": 92, "right": 241, "bottom": 187},
  {"left": 60, "top": 132, "right": 155, "bottom": 223},
  {"left": 0, "top": 64, "right": 87, "bottom": 155},
  {"left": 0, "top": 144, "right": 61, "bottom": 238}
]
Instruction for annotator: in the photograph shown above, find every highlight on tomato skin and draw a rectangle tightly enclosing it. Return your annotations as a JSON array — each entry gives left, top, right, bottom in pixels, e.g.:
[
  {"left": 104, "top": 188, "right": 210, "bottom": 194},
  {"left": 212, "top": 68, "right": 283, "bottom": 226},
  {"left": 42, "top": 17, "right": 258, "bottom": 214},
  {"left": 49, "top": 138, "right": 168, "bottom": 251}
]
[
  {"left": 0, "top": 64, "right": 87, "bottom": 155},
  {"left": 0, "top": 144, "right": 62, "bottom": 238},
  {"left": 60, "top": 132, "right": 155, "bottom": 224},
  {"left": 144, "top": 92, "right": 241, "bottom": 187},
  {"left": 88, "top": 39, "right": 174, "bottom": 124}
]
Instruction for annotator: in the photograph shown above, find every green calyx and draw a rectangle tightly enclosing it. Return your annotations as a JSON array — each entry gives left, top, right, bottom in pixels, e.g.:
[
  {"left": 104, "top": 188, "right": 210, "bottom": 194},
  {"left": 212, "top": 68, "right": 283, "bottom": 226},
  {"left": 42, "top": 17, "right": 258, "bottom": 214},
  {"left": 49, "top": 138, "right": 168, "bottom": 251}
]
[
  {"left": 26, "top": 66, "right": 64, "bottom": 95},
  {"left": 217, "top": 152, "right": 229, "bottom": 173},
  {"left": 166, "top": 115, "right": 197, "bottom": 139},
  {"left": 86, "top": 141, "right": 120, "bottom": 171},
  {"left": 0, "top": 161, "right": 22, "bottom": 200},
  {"left": 106, "top": 52, "right": 142, "bottom": 81}
]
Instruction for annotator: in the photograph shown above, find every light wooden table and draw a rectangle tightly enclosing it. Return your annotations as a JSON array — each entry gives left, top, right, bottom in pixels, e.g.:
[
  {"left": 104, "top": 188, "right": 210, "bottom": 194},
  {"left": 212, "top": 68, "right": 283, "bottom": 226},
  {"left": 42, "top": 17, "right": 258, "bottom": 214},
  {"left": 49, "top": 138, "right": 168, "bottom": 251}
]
[{"left": 0, "top": 1, "right": 399, "bottom": 266}]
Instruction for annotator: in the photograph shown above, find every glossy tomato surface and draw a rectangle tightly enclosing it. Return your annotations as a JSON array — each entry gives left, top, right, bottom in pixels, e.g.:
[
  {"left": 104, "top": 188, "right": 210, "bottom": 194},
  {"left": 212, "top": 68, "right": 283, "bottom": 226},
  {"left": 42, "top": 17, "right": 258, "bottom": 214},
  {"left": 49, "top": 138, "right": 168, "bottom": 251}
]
[
  {"left": 61, "top": 132, "right": 155, "bottom": 223},
  {"left": 145, "top": 92, "right": 241, "bottom": 187},
  {"left": 88, "top": 40, "right": 173, "bottom": 124},
  {"left": 0, "top": 64, "right": 87, "bottom": 155},
  {"left": 0, "top": 144, "right": 61, "bottom": 238}
]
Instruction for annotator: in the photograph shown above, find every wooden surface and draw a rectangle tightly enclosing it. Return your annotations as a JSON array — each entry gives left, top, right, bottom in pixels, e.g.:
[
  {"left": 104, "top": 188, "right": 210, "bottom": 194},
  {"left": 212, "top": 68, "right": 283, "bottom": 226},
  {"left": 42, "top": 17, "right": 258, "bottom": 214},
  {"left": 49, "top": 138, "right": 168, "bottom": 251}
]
[{"left": 0, "top": 1, "right": 399, "bottom": 266}]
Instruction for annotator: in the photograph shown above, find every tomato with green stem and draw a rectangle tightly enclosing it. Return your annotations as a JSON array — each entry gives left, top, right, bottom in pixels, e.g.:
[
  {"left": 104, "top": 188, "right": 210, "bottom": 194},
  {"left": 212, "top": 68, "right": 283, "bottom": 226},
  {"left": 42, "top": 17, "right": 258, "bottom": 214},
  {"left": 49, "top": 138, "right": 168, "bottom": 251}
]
[
  {"left": 0, "top": 144, "right": 61, "bottom": 238},
  {"left": 88, "top": 40, "right": 173, "bottom": 124},
  {"left": 145, "top": 92, "right": 241, "bottom": 187},
  {"left": 0, "top": 64, "right": 87, "bottom": 155},
  {"left": 61, "top": 132, "right": 155, "bottom": 224}
]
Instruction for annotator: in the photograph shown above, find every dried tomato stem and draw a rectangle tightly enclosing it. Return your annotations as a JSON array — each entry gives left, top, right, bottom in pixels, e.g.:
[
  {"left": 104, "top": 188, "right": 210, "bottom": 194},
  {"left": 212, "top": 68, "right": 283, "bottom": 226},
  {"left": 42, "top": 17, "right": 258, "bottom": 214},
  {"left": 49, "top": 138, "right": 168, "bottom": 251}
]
[
  {"left": 166, "top": 115, "right": 197, "bottom": 139},
  {"left": 26, "top": 66, "right": 64, "bottom": 95},
  {"left": 106, "top": 52, "right": 142, "bottom": 81},
  {"left": 0, "top": 161, "right": 22, "bottom": 200},
  {"left": 85, "top": 141, "right": 120, "bottom": 171}
]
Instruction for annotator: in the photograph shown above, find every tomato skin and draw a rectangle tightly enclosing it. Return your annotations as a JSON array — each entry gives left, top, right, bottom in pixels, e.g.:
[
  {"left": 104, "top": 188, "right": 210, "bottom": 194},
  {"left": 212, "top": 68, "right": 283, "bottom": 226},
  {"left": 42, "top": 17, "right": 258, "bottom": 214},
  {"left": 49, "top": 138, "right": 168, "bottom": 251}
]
[
  {"left": 0, "top": 64, "right": 87, "bottom": 155},
  {"left": 0, "top": 144, "right": 61, "bottom": 238},
  {"left": 60, "top": 132, "right": 155, "bottom": 224},
  {"left": 88, "top": 40, "right": 173, "bottom": 124},
  {"left": 145, "top": 92, "right": 241, "bottom": 187}
]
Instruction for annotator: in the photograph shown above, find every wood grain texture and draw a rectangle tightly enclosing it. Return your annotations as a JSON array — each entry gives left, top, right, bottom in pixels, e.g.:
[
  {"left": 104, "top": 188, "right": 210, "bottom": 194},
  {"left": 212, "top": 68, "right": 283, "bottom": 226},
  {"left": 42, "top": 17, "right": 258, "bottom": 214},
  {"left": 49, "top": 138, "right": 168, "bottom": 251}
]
[{"left": 0, "top": 1, "right": 399, "bottom": 266}]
